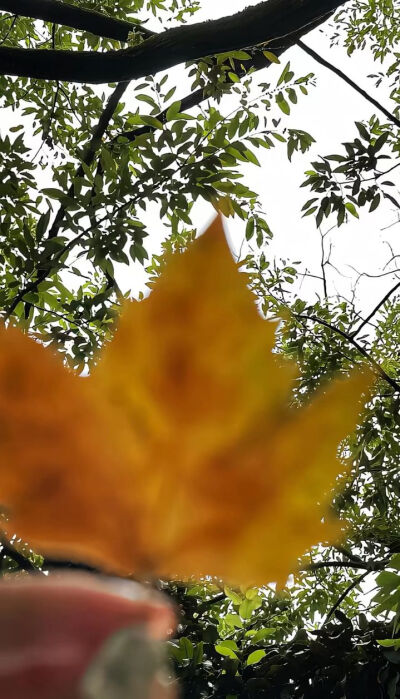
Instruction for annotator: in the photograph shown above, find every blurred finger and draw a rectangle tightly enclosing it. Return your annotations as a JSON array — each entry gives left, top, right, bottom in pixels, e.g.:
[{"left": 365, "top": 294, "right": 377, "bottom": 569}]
[{"left": 0, "top": 574, "right": 175, "bottom": 699}]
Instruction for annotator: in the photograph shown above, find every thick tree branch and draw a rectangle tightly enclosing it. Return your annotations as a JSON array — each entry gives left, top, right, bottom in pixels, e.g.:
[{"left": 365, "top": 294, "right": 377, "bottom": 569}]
[
  {"left": 114, "top": 19, "right": 321, "bottom": 144},
  {"left": 303, "top": 559, "right": 385, "bottom": 572},
  {"left": 0, "top": 0, "right": 350, "bottom": 83},
  {"left": 0, "top": 0, "right": 154, "bottom": 41},
  {"left": 42, "top": 557, "right": 99, "bottom": 573},
  {"left": 114, "top": 44, "right": 291, "bottom": 144},
  {"left": 298, "top": 39, "right": 400, "bottom": 129},
  {"left": 334, "top": 545, "right": 363, "bottom": 562}
]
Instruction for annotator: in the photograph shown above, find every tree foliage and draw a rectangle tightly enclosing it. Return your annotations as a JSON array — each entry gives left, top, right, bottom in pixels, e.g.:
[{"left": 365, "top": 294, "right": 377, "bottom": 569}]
[{"left": 0, "top": 0, "right": 400, "bottom": 696}]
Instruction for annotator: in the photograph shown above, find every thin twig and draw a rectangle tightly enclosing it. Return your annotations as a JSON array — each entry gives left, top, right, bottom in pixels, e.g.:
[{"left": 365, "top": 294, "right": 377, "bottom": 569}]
[
  {"left": 298, "top": 39, "right": 400, "bottom": 129},
  {"left": 0, "top": 535, "right": 39, "bottom": 572},
  {"left": 0, "top": 13, "right": 17, "bottom": 46},
  {"left": 322, "top": 570, "right": 370, "bottom": 626},
  {"left": 4, "top": 81, "right": 130, "bottom": 318},
  {"left": 297, "top": 313, "right": 400, "bottom": 393},
  {"left": 351, "top": 280, "right": 400, "bottom": 337}
]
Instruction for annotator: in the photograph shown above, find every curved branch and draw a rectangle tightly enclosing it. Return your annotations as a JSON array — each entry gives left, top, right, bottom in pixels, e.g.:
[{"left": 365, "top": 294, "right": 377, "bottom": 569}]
[
  {"left": 113, "top": 44, "right": 289, "bottom": 144},
  {"left": 0, "top": 0, "right": 154, "bottom": 41},
  {"left": 113, "top": 13, "right": 335, "bottom": 144},
  {"left": 0, "top": 0, "right": 350, "bottom": 84},
  {"left": 197, "top": 592, "right": 226, "bottom": 614}
]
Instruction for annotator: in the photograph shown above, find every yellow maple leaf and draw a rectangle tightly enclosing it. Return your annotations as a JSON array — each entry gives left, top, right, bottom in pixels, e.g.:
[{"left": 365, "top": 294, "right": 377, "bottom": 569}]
[
  {"left": 0, "top": 216, "right": 371, "bottom": 585},
  {"left": 211, "top": 195, "right": 235, "bottom": 218}
]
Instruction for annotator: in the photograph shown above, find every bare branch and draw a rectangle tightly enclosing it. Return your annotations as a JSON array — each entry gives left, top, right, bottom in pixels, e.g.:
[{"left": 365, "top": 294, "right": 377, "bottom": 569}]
[
  {"left": 298, "top": 39, "right": 400, "bottom": 129},
  {"left": 352, "top": 280, "right": 400, "bottom": 337}
]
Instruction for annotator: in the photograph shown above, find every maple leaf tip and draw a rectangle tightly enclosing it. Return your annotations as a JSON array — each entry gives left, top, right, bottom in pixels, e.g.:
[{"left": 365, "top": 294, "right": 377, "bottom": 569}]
[{"left": 199, "top": 213, "right": 227, "bottom": 241}]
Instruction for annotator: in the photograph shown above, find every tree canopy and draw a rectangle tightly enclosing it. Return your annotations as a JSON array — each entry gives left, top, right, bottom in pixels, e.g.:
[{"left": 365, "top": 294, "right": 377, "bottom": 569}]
[{"left": 0, "top": 0, "right": 400, "bottom": 696}]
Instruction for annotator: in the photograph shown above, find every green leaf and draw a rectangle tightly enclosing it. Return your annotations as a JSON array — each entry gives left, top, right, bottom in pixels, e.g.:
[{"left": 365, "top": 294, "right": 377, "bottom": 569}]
[
  {"left": 263, "top": 50, "right": 280, "bottom": 64},
  {"left": 41, "top": 188, "right": 68, "bottom": 200},
  {"left": 278, "top": 61, "right": 291, "bottom": 86},
  {"left": 224, "top": 586, "right": 243, "bottom": 606},
  {"left": 372, "top": 132, "right": 389, "bottom": 153},
  {"left": 377, "top": 639, "right": 400, "bottom": 649},
  {"left": 355, "top": 121, "right": 370, "bottom": 141},
  {"left": 243, "top": 149, "right": 261, "bottom": 166},
  {"left": 369, "top": 193, "right": 381, "bottom": 212},
  {"left": 166, "top": 100, "right": 182, "bottom": 121},
  {"left": 376, "top": 570, "right": 400, "bottom": 591},
  {"left": 36, "top": 211, "right": 51, "bottom": 240},
  {"left": 245, "top": 218, "right": 255, "bottom": 241},
  {"left": 215, "top": 640, "right": 239, "bottom": 659},
  {"left": 140, "top": 115, "right": 163, "bottom": 129},
  {"left": 249, "top": 628, "right": 276, "bottom": 643},
  {"left": 179, "top": 637, "right": 193, "bottom": 659},
  {"left": 246, "top": 649, "right": 266, "bottom": 666},
  {"left": 301, "top": 198, "right": 318, "bottom": 211},
  {"left": 390, "top": 554, "right": 400, "bottom": 571},
  {"left": 275, "top": 92, "right": 290, "bottom": 115},
  {"left": 239, "top": 596, "right": 262, "bottom": 619},
  {"left": 224, "top": 613, "right": 243, "bottom": 629},
  {"left": 345, "top": 201, "right": 359, "bottom": 218}
]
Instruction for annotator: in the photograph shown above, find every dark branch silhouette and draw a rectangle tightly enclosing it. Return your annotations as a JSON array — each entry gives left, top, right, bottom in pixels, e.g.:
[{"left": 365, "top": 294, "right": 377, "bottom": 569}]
[
  {"left": 0, "top": 0, "right": 154, "bottom": 41},
  {"left": 5, "top": 80, "right": 129, "bottom": 318},
  {"left": 298, "top": 39, "right": 400, "bottom": 129},
  {"left": 0, "top": 0, "right": 349, "bottom": 83},
  {"left": 303, "top": 559, "right": 386, "bottom": 572},
  {"left": 322, "top": 570, "right": 369, "bottom": 626},
  {"left": 351, "top": 280, "right": 400, "bottom": 337}
]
